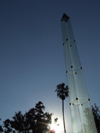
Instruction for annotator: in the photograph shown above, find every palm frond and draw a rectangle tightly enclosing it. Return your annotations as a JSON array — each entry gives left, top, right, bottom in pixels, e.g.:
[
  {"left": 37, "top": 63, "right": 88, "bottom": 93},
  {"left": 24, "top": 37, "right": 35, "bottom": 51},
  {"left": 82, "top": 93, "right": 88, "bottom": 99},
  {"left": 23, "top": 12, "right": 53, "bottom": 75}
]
[{"left": 55, "top": 83, "right": 69, "bottom": 100}]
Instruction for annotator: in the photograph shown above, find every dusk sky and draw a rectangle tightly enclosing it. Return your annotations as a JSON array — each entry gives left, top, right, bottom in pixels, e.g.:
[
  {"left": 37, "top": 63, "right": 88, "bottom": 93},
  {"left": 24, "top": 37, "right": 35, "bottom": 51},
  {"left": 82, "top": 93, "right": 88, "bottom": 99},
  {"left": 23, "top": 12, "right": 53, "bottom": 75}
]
[{"left": 0, "top": 0, "right": 100, "bottom": 132}]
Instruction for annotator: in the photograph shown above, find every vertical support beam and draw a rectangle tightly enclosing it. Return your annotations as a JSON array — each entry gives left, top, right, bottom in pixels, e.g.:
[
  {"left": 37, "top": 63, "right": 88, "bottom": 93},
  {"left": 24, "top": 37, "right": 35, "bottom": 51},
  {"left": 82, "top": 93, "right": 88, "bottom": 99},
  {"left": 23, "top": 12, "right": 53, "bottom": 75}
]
[{"left": 61, "top": 13, "right": 97, "bottom": 133}]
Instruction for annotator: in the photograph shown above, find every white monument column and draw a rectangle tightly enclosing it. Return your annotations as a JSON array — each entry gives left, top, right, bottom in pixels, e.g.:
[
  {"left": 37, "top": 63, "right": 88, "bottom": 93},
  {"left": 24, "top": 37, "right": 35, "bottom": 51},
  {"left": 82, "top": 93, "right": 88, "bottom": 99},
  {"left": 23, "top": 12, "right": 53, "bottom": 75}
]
[{"left": 61, "top": 13, "right": 97, "bottom": 133}]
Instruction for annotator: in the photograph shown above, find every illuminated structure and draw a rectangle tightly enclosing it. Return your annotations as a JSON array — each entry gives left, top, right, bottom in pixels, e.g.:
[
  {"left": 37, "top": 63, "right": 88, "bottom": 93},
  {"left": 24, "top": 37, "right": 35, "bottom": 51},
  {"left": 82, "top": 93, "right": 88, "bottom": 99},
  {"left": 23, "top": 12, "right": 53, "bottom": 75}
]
[{"left": 61, "top": 14, "right": 97, "bottom": 133}]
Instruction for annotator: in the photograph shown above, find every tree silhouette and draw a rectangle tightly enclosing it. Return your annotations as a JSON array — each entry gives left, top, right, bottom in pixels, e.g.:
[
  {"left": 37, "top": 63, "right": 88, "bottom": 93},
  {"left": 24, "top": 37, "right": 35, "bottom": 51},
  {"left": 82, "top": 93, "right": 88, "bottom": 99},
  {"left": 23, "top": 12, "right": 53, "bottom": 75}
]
[
  {"left": 55, "top": 83, "right": 69, "bottom": 133},
  {"left": 0, "top": 118, "right": 3, "bottom": 132},
  {"left": 3, "top": 101, "right": 52, "bottom": 133},
  {"left": 92, "top": 104, "right": 100, "bottom": 133},
  {"left": 3, "top": 119, "right": 14, "bottom": 133}
]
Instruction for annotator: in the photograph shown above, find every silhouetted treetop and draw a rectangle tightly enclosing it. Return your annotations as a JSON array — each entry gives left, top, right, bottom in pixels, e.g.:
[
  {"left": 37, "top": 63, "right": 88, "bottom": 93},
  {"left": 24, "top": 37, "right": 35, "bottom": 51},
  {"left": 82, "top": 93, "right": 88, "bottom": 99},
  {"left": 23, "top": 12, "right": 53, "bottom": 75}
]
[
  {"left": 55, "top": 83, "right": 69, "bottom": 100},
  {"left": 55, "top": 83, "right": 69, "bottom": 133},
  {"left": 2, "top": 101, "right": 52, "bottom": 133}
]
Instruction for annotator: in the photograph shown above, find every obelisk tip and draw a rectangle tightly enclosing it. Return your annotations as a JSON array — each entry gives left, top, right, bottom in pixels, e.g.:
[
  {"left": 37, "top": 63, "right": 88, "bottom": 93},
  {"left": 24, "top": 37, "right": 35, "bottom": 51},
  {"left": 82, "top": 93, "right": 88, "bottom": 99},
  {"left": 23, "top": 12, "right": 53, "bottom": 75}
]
[{"left": 61, "top": 13, "right": 70, "bottom": 22}]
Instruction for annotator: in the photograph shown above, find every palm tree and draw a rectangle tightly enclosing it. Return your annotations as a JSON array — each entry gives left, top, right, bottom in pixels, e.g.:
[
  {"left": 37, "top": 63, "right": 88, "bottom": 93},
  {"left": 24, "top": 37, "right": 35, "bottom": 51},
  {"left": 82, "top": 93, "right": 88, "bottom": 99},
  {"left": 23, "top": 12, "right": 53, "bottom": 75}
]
[{"left": 55, "top": 83, "right": 69, "bottom": 133}]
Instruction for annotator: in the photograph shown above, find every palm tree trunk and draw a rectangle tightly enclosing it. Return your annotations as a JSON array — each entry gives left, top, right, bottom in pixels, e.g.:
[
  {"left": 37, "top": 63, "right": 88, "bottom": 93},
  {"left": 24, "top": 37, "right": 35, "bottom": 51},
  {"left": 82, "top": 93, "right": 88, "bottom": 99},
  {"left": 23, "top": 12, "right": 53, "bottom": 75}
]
[{"left": 62, "top": 100, "right": 66, "bottom": 133}]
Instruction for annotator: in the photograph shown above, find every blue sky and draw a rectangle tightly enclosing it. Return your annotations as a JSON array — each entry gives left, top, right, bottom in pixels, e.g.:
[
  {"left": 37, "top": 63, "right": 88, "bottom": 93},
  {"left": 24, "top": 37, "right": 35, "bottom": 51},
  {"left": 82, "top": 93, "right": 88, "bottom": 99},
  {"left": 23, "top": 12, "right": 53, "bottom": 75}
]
[{"left": 0, "top": 0, "right": 100, "bottom": 132}]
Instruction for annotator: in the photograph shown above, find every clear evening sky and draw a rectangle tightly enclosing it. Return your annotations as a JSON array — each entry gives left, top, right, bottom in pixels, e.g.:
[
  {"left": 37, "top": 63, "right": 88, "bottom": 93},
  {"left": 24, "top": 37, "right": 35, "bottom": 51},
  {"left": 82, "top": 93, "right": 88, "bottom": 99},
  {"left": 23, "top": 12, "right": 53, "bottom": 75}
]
[{"left": 0, "top": 0, "right": 100, "bottom": 132}]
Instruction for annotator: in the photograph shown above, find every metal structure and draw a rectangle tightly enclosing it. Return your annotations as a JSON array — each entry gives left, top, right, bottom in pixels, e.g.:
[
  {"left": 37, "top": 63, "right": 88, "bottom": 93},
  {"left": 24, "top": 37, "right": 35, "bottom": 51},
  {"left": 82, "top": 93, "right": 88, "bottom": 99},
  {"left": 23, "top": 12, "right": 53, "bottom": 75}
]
[{"left": 61, "top": 13, "right": 97, "bottom": 133}]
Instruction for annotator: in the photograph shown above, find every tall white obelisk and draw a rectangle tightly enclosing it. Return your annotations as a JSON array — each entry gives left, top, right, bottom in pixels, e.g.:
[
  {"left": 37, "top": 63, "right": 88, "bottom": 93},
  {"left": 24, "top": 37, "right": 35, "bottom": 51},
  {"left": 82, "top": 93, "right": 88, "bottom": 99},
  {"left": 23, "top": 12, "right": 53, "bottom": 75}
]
[{"left": 61, "top": 13, "right": 97, "bottom": 133}]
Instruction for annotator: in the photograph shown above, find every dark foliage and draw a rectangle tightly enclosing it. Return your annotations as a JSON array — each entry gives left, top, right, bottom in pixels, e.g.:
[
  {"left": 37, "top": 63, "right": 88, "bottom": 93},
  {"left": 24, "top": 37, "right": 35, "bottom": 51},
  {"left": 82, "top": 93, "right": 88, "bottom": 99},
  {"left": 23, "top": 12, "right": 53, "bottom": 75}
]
[
  {"left": 92, "top": 104, "right": 100, "bottom": 133},
  {"left": 0, "top": 118, "right": 3, "bottom": 132},
  {"left": 55, "top": 83, "right": 69, "bottom": 100},
  {"left": 3, "top": 101, "right": 52, "bottom": 133}
]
